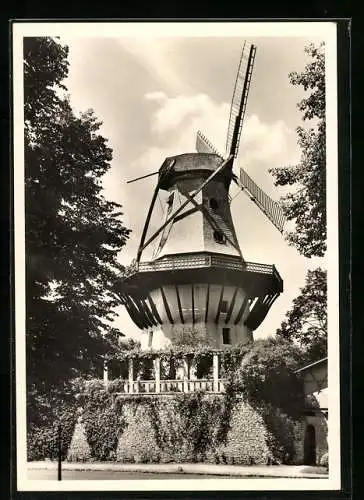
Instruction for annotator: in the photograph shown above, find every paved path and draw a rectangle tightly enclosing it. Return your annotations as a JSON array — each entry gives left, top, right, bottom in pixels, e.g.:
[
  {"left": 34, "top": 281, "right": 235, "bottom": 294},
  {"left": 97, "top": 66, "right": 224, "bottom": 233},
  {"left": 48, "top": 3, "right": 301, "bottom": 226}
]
[
  {"left": 28, "top": 470, "right": 237, "bottom": 480},
  {"left": 28, "top": 462, "right": 328, "bottom": 479}
]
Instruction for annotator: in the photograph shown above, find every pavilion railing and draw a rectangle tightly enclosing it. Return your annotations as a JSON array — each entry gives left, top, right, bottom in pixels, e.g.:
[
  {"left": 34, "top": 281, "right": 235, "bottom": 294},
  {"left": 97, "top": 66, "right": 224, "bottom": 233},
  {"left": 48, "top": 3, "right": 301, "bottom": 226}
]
[{"left": 110, "top": 378, "right": 226, "bottom": 395}]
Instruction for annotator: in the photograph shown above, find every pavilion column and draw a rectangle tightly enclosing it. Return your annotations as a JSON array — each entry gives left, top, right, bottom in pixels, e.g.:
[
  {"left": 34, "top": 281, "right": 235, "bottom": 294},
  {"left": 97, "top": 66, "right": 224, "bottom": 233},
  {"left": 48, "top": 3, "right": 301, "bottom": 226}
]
[
  {"left": 103, "top": 359, "right": 109, "bottom": 386},
  {"left": 183, "top": 357, "right": 190, "bottom": 393},
  {"left": 128, "top": 358, "right": 134, "bottom": 394},
  {"left": 213, "top": 353, "right": 219, "bottom": 392},
  {"left": 154, "top": 356, "right": 161, "bottom": 393}
]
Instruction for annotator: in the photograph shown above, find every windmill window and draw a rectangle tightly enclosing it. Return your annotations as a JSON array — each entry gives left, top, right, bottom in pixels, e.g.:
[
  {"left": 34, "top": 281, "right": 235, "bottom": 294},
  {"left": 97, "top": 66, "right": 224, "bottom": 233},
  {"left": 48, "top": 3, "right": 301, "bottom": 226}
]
[
  {"left": 148, "top": 331, "right": 154, "bottom": 348},
  {"left": 213, "top": 230, "right": 226, "bottom": 244},
  {"left": 167, "top": 192, "right": 174, "bottom": 207},
  {"left": 222, "top": 328, "right": 231, "bottom": 344},
  {"left": 221, "top": 300, "right": 229, "bottom": 313},
  {"left": 209, "top": 198, "right": 219, "bottom": 210}
]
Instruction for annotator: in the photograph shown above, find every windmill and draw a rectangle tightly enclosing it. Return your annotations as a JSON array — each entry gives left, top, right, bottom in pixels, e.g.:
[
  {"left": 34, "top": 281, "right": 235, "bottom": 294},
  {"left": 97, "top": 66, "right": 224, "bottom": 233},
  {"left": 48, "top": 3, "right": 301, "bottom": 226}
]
[{"left": 119, "top": 41, "right": 285, "bottom": 349}]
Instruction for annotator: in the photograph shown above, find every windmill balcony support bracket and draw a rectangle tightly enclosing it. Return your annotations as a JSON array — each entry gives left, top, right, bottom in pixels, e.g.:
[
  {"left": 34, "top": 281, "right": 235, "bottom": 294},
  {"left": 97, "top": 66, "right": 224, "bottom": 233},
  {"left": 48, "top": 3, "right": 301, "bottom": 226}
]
[{"left": 118, "top": 252, "right": 283, "bottom": 332}]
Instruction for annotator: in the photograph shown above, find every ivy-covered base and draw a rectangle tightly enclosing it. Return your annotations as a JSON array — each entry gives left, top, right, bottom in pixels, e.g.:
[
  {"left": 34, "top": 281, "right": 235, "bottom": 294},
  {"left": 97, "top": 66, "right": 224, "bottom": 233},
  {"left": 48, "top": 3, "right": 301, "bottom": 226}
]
[
  {"left": 27, "top": 339, "right": 328, "bottom": 465},
  {"left": 62, "top": 392, "right": 305, "bottom": 465}
]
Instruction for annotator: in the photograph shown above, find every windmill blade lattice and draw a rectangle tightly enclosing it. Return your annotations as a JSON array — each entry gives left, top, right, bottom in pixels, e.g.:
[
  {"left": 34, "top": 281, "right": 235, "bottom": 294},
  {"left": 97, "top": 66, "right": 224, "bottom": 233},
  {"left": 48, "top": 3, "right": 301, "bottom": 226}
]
[
  {"left": 196, "top": 130, "right": 222, "bottom": 157},
  {"left": 238, "top": 168, "right": 286, "bottom": 233},
  {"left": 225, "top": 43, "right": 257, "bottom": 160}
]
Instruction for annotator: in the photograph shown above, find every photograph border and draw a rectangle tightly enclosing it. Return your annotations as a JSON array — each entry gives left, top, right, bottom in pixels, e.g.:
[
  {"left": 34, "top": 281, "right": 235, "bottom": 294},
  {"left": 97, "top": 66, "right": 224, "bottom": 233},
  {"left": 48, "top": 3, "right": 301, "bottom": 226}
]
[{"left": 9, "top": 18, "right": 352, "bottom": 498}]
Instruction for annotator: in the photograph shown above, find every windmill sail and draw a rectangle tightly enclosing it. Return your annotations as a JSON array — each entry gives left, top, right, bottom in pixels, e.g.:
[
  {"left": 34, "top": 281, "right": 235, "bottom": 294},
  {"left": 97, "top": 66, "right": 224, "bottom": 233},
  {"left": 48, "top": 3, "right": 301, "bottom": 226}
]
[
  {"left": 196, "top": 130, "right": 222, "bottom": 156},
  {"left": 225, "top": 43, "right": 257, "bottom": 159},
  {"left": 239, "top": 168, "right": 286, "bottom": 233}
]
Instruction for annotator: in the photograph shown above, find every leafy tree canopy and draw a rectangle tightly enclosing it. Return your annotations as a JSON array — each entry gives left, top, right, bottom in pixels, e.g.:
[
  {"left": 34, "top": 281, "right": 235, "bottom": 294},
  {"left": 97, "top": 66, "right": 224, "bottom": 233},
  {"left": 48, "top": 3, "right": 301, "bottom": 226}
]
[
  {"left": 269, "top": 42, "right": 326, "bottom": 258},
  {"left": 24, "top": 37, "right": 131, "bottom": 392},
  {"left": 230, "top": 337, "right": 305, "bottom": 418},
  {"left": 276, "top": 267, "right": 327, "bottom": 361}
]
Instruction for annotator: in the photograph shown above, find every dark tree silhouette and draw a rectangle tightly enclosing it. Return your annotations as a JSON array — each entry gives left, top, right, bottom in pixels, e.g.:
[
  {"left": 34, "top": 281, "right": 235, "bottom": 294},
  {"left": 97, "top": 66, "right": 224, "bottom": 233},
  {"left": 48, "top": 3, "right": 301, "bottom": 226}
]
[
  {"left": 276, "top": 268, "right": 327, "bottom": 360},
  {"left": 24, "top": 37, "right": 131, "bottom": 392}
]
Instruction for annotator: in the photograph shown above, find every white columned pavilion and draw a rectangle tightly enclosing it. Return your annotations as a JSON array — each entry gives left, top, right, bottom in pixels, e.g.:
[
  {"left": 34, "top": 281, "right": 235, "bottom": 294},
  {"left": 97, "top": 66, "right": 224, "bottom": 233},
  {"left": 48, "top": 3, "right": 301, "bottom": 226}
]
[{"left": 104, "top": 352, "right": 224, "bottom": 395}]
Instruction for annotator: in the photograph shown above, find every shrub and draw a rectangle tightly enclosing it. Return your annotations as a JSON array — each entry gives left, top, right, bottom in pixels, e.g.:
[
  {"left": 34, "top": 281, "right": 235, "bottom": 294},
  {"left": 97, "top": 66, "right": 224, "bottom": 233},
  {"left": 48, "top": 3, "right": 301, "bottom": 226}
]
[
  {"left": 27, "top": 407, "right": 76, "bottom": 461},
  {"left": 106, "top": 379, "right": 127, "bottom": 393},
  {"left": 231, "top": 338, "right": 305, "bottom": 419},
  {"left": 260, "top": 405, "right": 296, "bottom": 464}
]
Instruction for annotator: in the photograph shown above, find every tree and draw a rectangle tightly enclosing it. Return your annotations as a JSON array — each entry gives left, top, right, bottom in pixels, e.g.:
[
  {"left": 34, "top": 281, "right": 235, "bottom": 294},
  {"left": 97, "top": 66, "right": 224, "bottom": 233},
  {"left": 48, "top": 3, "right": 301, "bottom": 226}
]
[
  {"left": 24, "top": 37, "right": 131, "bottom": 392},
  {"left": 276, "top": 268, "right": 327, "bottom": 360},
  {"left": 269, "top": 42, "right": 326, "bottom": 258},
  {"left": 231, "top": 337, "right": 305, "bottom": 418}
]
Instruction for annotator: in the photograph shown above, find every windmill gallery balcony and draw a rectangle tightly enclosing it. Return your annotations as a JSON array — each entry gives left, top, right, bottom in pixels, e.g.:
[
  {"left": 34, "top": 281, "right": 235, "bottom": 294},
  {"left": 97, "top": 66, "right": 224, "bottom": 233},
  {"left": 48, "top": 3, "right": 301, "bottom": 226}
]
[{"left": 103, "top": 352, "right": 227, "bottom": 395}]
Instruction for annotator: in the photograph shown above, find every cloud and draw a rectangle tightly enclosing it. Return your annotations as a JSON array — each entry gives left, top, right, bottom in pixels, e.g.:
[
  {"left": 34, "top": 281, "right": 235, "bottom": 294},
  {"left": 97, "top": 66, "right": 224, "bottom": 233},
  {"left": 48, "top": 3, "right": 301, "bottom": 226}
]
[
  {"left": 145, "top": 91, "right": 168, "bottom": 103},
  {"left": 143, "top": 91, "right": 295, "bottom": 170},
  {"left": 239, "top": 114, "right": 293, "bottom": 163},
  {"left": 144, "top": 91, "right": 229, "bottom": 155}
]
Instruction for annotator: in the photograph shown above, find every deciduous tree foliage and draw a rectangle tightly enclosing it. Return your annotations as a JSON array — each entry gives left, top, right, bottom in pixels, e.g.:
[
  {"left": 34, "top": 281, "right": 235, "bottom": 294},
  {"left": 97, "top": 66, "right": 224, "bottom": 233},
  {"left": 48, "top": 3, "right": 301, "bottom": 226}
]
[
  {"left": 231, "top": 338, "right": 305, "bottom": 418},
  {"left": 24, "top": 37, "right": 131, "bottom": 392},
  {"left": 269, "top": 42, "right": 326, "bottom": 258},
  {"left": 276, "top": 268, "right": 327, "bottom": 360}
]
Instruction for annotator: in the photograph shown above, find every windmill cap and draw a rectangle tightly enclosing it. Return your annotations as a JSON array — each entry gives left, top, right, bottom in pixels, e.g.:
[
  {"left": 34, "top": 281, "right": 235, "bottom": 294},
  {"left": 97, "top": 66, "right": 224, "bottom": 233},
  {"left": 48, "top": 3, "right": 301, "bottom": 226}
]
[{"left": 158, "top": 152, "right": 232, "bottom": 190}]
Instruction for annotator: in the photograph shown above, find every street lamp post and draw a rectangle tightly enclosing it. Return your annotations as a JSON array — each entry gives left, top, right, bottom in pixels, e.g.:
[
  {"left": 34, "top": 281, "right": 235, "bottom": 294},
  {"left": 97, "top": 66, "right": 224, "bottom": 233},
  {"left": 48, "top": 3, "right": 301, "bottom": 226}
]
[{"left": 57, "top": 421, "right": 62, "bottom": 481}]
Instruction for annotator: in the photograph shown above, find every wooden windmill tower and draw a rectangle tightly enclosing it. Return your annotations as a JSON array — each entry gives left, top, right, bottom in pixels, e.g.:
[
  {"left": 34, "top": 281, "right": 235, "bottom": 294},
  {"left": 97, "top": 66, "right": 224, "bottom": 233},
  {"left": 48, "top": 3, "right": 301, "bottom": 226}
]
[{"left": 119, "top": 42, "right": 285, "bottom": 349}]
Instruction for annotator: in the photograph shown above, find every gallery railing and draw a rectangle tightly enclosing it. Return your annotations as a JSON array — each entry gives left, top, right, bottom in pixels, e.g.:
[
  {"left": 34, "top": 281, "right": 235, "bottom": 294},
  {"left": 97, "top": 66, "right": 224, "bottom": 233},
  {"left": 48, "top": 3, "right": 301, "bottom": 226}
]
[{"left": 110, "top": 378, "right": 226, "bottom": 395}]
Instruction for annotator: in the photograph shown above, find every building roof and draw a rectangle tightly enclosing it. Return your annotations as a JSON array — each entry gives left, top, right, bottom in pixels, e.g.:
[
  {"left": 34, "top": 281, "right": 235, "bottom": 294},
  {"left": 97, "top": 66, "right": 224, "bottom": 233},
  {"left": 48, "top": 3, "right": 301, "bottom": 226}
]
[{"left": 295, "top": 357, "right": 328, "bottom": 374}]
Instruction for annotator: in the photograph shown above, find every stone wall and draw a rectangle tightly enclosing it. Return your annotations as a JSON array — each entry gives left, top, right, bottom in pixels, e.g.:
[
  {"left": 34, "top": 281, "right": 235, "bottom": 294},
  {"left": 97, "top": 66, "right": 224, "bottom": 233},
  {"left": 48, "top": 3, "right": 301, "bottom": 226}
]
[{"left": 65, "top": 395, "right": 320, "bottom": 465}]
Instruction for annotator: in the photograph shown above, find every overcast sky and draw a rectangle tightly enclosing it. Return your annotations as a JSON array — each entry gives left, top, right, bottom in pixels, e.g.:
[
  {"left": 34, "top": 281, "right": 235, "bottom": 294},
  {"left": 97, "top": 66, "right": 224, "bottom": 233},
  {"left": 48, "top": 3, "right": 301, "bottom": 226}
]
[{"left": 56, "top": 29, "right": 328, "bottom": 342}]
